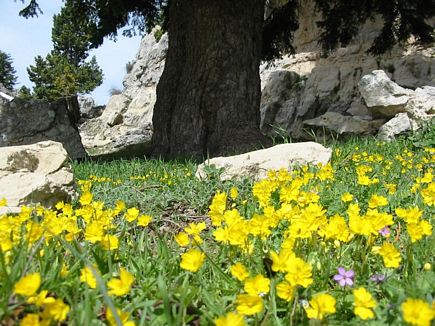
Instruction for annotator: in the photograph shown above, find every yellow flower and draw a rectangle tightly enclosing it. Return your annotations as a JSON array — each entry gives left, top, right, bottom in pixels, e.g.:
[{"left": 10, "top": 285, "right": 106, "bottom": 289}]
[
  {"left": 423, "top": 263, "right": 432, "bottom": 271},
  {"left": 270, "top": 249, "right": 295, "bottom": 273},
  {"left": 378, "top": 242, "right": 402, "bottom": 268},
  {"left": 305, "top": 293, "right": 336, "bottom": 320},
  {"left": 184, "top": 222, "right": 206, "bottom": 244},
  {"left": 14, "top": 273, "right": 41, "bottom": 297},
  {"left": 368, "top": 194, "right": 388, "bottom": 209},
  {"left": 106, "top": 308, "right": 135, "bottom": 326},
  {"left": 42, "top": 298, "right": 70, "bottom": 322},
  {"left": 230, "top": 187, "right": 239, "bottom": 200},
  {"left": 341, "top": 192, "right": 353, "bottom": 203},
  {"left": 209, "top": 191, "right": 227, "bottom": 226},
  {"left": 353, "top": 287, "right": 376, "bottom": 320},
  {"left": 180, "top": 249, "right": 205, "bottom": 272},
  {"left": 214, "top": 312, "right": 246, "bottom": 326},
  {"left": 27, "top": 290, "right": 54, "bottom": 307},
  {"left": 407, "top": 220, "right": 432, "bottom": 243},
  {"left": 175, "top": 232, "right": 190, "bottom": 247},
  {"left": 60, "top": 264, "right": 69, "bottom": 278},
  {"left": 401, "top": 298, "right": 434, "bottom": 326},
  {"left": 318, "top": 214, "right": 351, "bottom": 242},
  {"left": 276, "top": 281, "right": 295, "bottom": 301},
  {"left": 395, "top": 207, "right": 423, "bottom": 224},
  {"left": 137, "top": 215, "right": 152, "bottom": 227},
  {"left": 235, "top": 294, "right": 263, "bottom": 315},
  {"left": 385, "top": 183, "right": 397, "bottom": 194},
  {"left": 0, "top": 198, "right": 7, "bottom": 207},
  {"left": 84, "top": 221, "right": 105, "bottom": 243},
  {"left": 230, "top": 262, "right": 249, "bottom": 281},
  {"left": 284, "top": 257, "right": 313, "bottom": 288},
  {"left": 114, "top": 200, "right": 126, "bottom": 214},
  {"left": 20, "top": 313, "right": 40, "bottom": 326},
  {"left": 108, "top": 268, "right": 135, "bottom": 296},
  {"left": 185, "top": 222, "right": 206, "bottom": 234},
  {"left": 79, "top": 191, "right": 93, "bottom": 206},
  {"left": 100, "top": 234, "right": 119, "bottom": 250},
  {"left": 357, "top": 174, "right": 371, "bottom": 186},
  {"left": 80, "top": 266, "right": 97, "bottom": 289},
  {"left": 124, "top": 207, "right": 140, "bottom": 222},
  {"left": 421, "top": 183, "right": 435, "bottom": 206},
  {"left": 244, "top": 274, "right": 270, "bottom": 296}
]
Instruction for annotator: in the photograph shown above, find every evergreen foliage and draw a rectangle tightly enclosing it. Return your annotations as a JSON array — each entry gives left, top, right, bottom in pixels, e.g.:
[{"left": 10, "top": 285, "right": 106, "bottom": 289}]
[
  {"left": 0, "top": 51, "right": 18, "bottom": 91},
  {"left": 20, "top": 0, "right": 435, "bottom": 59},
  {"left": 27, "top": 0, "right": 103, "bottom": 100}
]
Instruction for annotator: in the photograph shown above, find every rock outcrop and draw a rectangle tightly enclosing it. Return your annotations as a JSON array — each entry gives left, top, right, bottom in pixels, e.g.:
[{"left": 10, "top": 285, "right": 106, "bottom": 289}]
[
  {"left": 0, "top": 141, "right": 75, "bottom": 215},
  {"left": 79, "top": 1, "right": 433, "bottom": 156},
  {"left": 303, "top": 72, "right": 434, "bottom": 139},
  {"left": 79, "top": 31, "right": 168, "bottom": 158},
  {"left": 303, "top": 112, "right": 385, "bottom": 136},
  {"left": 358, "top": 70, "right": 413, "bottom": 118},
  {"left": 196, "top": 142, "right": 332, "bottom": 181},
  {"left": 357, "top": 71, "right": 435, "bottom": 139},
  {"left": 259, "top": 0, "right": 434, "bottom": 139},
  {"left": 0, "top": 98, "right": 87, "bottom": 159},
  {"left": 78, "top": 95, "right": 104, "bottom": 120},
  {"left": 377, "top": 113, "right": 412, "bottom": 141}
]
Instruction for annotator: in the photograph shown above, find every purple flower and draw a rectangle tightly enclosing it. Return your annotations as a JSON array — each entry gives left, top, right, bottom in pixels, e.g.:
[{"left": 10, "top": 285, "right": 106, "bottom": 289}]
[
  {"left": 379, "top": 226, "right": 391, "bottom": 237},
  {"left": 370, "top": 273, "right": 386, "bottom": 284},
  {"left": 333, "top": 267, "right": 354, "bottom": 287}
]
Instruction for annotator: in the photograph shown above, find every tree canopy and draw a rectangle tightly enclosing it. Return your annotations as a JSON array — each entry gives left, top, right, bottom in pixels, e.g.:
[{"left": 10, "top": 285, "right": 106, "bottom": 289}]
[
  {"left": 18, "top": 0, "right": 434, "bottom": 158},
  {"left": 19, "top": 0, "right": 434, "bottom": 58},
  {"left": 0, "top": 51, "right": 18, "bottom": 90},
  {"left": 26, "top": 0, "right": 103, "bottom": 100}
]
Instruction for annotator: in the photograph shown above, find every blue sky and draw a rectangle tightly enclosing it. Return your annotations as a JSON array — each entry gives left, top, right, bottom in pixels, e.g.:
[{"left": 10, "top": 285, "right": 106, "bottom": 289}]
[{"left": 0, "top": 0, "right": 142, "bottom": 105}]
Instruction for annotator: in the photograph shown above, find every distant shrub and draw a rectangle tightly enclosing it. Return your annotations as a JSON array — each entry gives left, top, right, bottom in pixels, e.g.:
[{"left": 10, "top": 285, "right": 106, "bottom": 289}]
[
  {"left": 109, "top": 87, "right": 122, "bottom": 96},
  {"left": 153, "top": 28, "right": 164, "bottom": 42}
]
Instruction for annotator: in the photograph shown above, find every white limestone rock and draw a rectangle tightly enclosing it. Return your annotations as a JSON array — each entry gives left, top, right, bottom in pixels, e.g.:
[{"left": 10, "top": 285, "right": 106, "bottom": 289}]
[
  {"left": 0, "top": 141, "right": 75, "bottom": 215},
  {"left": 79, "top": 30, "right": 168, "bottom": 158},
  {"left": 358, "top": 70, "right": 413, "bottom": 118},
  {"left": 377, "top": 113, "right": 412, "bottom": 141},
  {"left": 196, "top": 142, "right": 332, "bottom": 181}
]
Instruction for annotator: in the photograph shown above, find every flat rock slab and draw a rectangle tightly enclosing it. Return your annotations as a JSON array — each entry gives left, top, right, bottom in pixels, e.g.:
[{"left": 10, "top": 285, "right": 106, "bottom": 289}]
[
  {"left": 0, "top": 141, "right": 75, "bottom": 215},
  {"left": 196, "top": 142, "right": 332, "bottom": 181}
]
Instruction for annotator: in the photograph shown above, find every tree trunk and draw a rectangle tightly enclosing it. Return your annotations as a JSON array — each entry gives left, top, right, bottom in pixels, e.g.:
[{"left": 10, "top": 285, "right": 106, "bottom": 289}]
[
  {"left": 65, "top": 95, "right": 80, "bottom": 124},
  {"left": 151, "top": 0, "right": 269, "bottom": 159}
]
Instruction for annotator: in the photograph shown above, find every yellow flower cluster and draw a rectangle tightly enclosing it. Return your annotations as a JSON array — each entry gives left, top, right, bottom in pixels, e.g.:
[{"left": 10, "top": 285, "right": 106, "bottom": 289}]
[
  {"left": 1, "top": 180, "right": 154, "bottom": 325},
  {"left": 14, "top": 272, "right": 70, "bottom": 324},
  {"left": 207, "top": 145, "right": 434, "bottom": 323}
]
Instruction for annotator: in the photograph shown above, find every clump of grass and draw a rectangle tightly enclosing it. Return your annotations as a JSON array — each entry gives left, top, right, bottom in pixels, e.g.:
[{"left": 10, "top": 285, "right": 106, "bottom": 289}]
[{"left": 0, "top": 135, "right": 433, "bottom": 325}]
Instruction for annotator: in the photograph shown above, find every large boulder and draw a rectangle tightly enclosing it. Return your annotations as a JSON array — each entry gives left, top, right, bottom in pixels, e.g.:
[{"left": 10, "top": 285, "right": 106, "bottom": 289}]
[
  {"left": 357, "top": 71, "right": 434, "bottom": 139},
  {"left": 0, "top": 141, "right": 75, "bottom": 215},
  {"left": 406, "top": 86, "right": 435, "bottom": 123},
  {"left": 79, "top": 31, "right": 168, "bottom": 158},
  {"left": 377, "top": 113, "right": 412, "bottom": 141},
  {"left": 358, "top": 70, "right": 413, "bottom": 118},
  {"left": 0, "top": 98, "right": 87, "bottom": 159},
  {"left": 196, "top": 142, "right": 332, "bottom": 181}
]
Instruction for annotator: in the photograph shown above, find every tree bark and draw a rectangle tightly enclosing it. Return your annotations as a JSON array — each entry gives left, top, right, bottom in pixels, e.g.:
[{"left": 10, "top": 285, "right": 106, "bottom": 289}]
[{"left": 151, "top": 0, "right": 269, "bottom": 159}]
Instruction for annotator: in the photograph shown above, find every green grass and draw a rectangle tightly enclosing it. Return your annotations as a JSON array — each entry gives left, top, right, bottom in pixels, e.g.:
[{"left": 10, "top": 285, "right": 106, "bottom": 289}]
[{"left": 0, "top": 131, "right": 434, "bottom": 325}]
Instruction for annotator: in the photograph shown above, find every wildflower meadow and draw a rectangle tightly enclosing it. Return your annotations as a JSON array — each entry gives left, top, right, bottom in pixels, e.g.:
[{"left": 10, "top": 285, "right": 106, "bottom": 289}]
[{"left": 0, "top": 134, "right": 434, "bottom": 325}]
